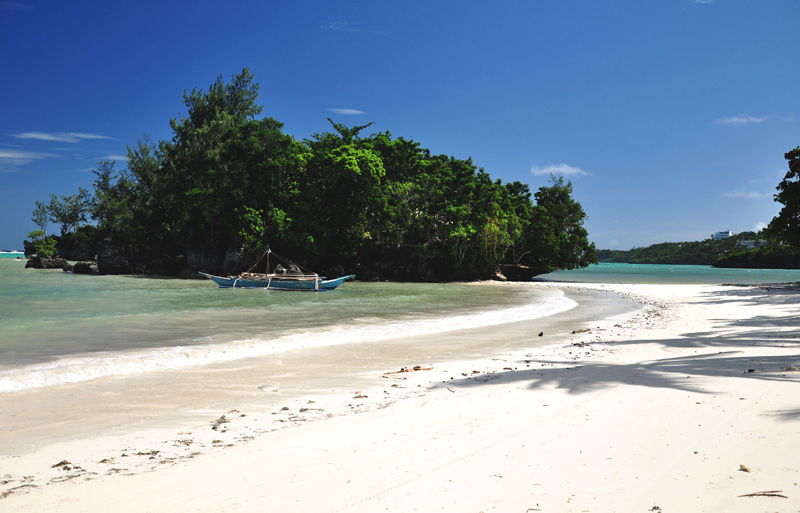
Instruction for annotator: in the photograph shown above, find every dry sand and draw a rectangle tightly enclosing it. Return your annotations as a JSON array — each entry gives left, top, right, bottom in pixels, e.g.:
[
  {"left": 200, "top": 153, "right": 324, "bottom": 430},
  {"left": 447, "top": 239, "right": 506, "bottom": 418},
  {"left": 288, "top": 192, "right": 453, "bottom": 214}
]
[{"left": 2, "top": 282, "right": 800, "bottom": 512}]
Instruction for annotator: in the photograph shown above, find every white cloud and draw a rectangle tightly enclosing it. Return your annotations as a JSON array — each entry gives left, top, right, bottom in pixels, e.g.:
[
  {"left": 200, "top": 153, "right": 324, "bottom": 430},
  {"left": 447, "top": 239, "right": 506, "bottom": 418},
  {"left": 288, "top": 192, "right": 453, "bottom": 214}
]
[
  {"left": 103, "top": 155, "right": 129, "bottom": 162},
  {"left": 531, "top": 163, "right": 589, "bottom": 176},
  {"left": 0, "top": 150, "right": 55, "bottom": 165},
  {"left": 722, "top": 189, "right": 765, "bottom": 199},
  {"left": 326, "top": 21, "right": 386, "bottom": 36},
  {"left": 13, "top": 131, "right": 113, "bottom": 143},
  {"left": 607, "top": 239, "right": 620, "bottom": 247},
  {"left": 0, "top": 150, "right": 56, "bottom": 171},
  {"left": 327, "top": 21, "right": 360, "bottom": 32},
  {"left": 712, "top": 115, "right": 768, "bottom": 126},
  {"left": 695, "top": 0, "right": 713, "bottom": 4},
  {"left": 754, "top": 221, "right": 768, "bottom": 232},
  {"left": 327, "top": 109, "right": 364, "bottom": 115}
]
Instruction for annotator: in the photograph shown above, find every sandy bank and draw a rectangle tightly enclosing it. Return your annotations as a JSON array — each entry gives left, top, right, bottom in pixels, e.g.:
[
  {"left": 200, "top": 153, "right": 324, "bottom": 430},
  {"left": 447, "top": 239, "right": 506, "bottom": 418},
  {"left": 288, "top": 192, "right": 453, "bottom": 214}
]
[{"left": 3, "top": 283, "right": 800, "bottom": 512}]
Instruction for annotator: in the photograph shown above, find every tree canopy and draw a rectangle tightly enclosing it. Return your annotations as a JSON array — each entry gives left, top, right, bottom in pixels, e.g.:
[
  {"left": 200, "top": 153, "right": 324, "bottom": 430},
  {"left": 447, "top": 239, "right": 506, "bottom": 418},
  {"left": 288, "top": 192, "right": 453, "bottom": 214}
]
[
  {"left": 30, "top": 69, "right": 597, "bottom": 279},
  {"left": 764, "top": 147, "right": 800, "bottom": 247}
]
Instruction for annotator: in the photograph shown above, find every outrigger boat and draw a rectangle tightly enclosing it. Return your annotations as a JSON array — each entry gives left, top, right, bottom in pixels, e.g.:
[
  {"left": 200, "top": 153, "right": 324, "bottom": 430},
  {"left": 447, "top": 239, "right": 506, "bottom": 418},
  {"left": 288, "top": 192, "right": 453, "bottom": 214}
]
[{"left": 199, "top": 249, "right": 355, "bottom": 291}]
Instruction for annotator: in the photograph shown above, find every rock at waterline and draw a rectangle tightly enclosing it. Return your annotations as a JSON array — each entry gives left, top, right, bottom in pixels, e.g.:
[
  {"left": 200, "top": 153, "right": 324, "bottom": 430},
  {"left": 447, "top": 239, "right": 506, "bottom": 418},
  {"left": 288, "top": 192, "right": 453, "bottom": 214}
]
[
  {"left": 97, "top": 240, "right": 131, "bottom": 275},
  {"left": 72, "top": 261, "right": 93, "bottom": 274},
  {"left": 178, "top": 269, "right": 204, "bottom": 280},
  {"left": 25, "top": 254, "right": 69, "bottom": 270}
]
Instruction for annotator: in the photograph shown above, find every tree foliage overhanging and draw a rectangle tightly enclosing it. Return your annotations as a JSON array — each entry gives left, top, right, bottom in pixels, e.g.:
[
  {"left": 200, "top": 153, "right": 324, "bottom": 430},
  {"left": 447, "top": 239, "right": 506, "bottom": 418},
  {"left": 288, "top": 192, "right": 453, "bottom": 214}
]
[
  {"left": 31, "top": 69, "right": 597, "bottom": 279},
  {"left": 764, "top": 147, "right": 800, "bottom": 247}
]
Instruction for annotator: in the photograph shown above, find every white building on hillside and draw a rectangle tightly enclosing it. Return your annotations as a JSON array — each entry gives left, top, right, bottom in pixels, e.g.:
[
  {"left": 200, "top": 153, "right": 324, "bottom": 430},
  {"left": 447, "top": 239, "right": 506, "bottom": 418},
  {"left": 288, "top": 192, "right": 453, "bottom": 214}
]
[{"left": 712, "top": 230, "right": 733, "bottom": 240}]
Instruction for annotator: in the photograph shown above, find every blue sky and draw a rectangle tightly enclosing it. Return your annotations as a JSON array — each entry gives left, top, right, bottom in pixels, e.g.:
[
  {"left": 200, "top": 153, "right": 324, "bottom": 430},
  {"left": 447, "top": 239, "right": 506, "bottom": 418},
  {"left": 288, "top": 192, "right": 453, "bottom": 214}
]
[{"left": 1, "top": 0, "right": 798, "bottom": 250}]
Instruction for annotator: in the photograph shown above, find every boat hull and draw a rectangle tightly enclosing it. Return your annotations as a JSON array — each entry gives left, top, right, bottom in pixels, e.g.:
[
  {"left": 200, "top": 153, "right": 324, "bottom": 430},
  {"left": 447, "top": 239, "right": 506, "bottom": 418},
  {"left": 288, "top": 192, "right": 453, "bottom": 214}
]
[{"left": 198, "top": 273, "right": 355, "bottom": 291}]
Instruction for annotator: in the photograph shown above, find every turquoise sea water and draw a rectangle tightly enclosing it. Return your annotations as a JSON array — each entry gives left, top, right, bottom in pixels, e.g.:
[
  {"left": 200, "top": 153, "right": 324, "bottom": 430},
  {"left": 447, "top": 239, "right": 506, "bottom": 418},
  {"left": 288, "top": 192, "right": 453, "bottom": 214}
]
[
  {"left": 0, "top": 260, "right": 575, "bottom": 392},
  {"left": 540, "top": 262, "right": 800, "bottom": 284}
]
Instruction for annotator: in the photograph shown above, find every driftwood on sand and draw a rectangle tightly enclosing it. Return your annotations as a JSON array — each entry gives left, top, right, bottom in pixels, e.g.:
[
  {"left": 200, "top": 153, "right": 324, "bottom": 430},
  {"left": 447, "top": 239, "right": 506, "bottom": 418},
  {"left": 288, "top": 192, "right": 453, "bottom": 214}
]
[{"left": 383, "top": 365, "right": 433, "bottom": 375}]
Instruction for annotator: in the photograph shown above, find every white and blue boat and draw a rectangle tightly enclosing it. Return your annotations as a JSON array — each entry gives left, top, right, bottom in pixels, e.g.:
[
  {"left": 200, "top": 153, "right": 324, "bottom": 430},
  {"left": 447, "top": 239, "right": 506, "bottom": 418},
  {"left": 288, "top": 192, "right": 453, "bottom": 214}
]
[
  {"left": 199, "top": 249, "right": 354, "bottom": 291},
  {"left": 199, "top": 271, "right": 354, "bottom": 291}
]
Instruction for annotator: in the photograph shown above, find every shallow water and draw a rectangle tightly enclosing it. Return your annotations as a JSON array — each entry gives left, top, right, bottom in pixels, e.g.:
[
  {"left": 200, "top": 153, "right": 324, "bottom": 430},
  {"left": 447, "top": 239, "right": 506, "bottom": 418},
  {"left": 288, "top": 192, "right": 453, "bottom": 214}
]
[
  {"left": 540, "top": 262, "right": 800, "bottom": 284},
  {"left": 0, "top": 261, "right": 574, "bottom": 391}
]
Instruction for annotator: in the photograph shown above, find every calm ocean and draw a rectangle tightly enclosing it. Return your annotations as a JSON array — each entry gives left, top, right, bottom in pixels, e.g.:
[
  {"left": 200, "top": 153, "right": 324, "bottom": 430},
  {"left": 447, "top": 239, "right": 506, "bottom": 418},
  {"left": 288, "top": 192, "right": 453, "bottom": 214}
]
[{"left": 541, "top": 261, "right": 800, "bottom": 284}]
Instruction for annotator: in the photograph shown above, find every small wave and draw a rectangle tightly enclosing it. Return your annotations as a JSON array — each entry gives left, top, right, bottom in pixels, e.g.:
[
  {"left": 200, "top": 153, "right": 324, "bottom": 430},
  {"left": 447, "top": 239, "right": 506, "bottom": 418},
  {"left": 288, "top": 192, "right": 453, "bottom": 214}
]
[{"left": 0, "top": 290, "right": 576, "bottom": 392}]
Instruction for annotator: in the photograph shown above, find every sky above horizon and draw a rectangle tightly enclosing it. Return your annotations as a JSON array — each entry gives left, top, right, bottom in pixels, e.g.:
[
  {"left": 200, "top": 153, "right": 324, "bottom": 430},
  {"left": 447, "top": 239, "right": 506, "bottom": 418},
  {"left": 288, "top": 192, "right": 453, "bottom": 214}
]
[{"left": 1, "top": 0, "right": 798, "bottom": 251}]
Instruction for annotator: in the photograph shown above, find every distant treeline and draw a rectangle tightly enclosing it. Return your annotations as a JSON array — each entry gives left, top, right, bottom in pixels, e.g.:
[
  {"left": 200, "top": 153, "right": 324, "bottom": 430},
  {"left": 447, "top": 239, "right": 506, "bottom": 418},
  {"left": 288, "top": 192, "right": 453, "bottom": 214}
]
[
  {"left": 28, "top": 69, "right": 597, "bottom": 280},
  {"left": 714, "top": 244, "right": 800, "bottom": 269},
  {"left": 595, "top": 231, "right": 799, "bottom": 267}
]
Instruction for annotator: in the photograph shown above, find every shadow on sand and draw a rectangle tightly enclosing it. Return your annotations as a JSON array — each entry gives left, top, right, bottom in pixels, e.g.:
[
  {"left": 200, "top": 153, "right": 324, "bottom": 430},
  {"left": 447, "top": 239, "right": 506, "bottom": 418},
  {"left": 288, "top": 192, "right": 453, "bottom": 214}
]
[{"left": 444, "top": 285, "right": 800, "bottom": 418}]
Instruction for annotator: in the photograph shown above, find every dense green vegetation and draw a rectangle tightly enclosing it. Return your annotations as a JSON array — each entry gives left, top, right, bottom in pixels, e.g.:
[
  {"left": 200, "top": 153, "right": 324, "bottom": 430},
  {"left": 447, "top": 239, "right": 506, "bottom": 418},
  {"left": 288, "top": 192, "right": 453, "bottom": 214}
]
[
  {"left": 26, "top": 230, "right": 56, "bottom": 258},
  {"left": 764, "top": 147, "right": 800, "bottom": 247},
  {"left": 715, "top": 244, "right": 800, "bottom": 269},
  {"left": 30, "top": 69, "right": 596, "bottom": 279},
  {"left": 597, "top": 232, "right": 762, "bottom": 266}
]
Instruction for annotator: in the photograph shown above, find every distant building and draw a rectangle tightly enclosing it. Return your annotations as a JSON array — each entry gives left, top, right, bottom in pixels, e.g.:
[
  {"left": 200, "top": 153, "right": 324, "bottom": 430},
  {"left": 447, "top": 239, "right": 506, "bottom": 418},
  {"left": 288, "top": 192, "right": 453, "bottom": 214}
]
[
  {"left": 712, "top": 231, "right": 733, "bottom": 240},
  {"left": 737, "top": 239, "right": 769, "bottom": 249}
]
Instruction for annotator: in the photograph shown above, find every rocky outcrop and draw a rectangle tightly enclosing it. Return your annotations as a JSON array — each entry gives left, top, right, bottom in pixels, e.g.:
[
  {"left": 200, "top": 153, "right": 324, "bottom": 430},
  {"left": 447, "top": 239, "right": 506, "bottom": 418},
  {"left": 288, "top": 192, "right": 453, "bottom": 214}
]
[
  {"left": 323, "top": 265, "right": 348, "bottom": 278},
  {"left": 25, "top": 255, "right": 69, "bottom": 270},
  {"left": 412, "top": 259, "right": 436, "bottom": 281},
  {"left": 147, "top": 254, "right": 187, "bottom": 276},
  {"left": 67, "top": 246, "right": 95, "bottom": 261},
  {"left": 96, "top": 239, "right": 189, "bottom": 276},
  {"left": 499, "top": 264, "right": 540, "bottom": 282},
  {"left": 353, "top": 256, "right": 438, "bottom": 282},
  {"left": 490, "top": 269, "right": 507, "bottom": 281},
  {"left": 220, "top": 246, "right": 255, "bottom": 275},
  {"left": 178, "top": 269, "right": 205, "bottom": 280},
  {"left": 72, "top": 261, "right": 94, "bottom": 274},
  {"left": 356, "top": 264, "right": 383, "bottom": 282},
  {"left": 97, "top": 240, "right": 131, "bottom": 275}
]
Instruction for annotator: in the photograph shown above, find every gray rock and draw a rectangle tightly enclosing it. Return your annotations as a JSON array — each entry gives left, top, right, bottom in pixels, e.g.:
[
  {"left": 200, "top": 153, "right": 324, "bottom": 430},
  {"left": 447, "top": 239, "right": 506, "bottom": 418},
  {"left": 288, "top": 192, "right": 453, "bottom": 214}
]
[
  {"left": 67, "top": 246, "right": 94, "bottom": 261},
  {"left": 413, "top": 259, "right": 435, "bottom": 282},
  {"left": 187, "top": 241, "right": 224, "bottom": 273},
  {"left": 499, "top": 264, "right": 539, "bottom": 282},
  {"left": 325, "top": 265, "right": 346, "bottom": 278},
  {"left": 72, "top": 261, "right": 93, "bottom": 274},
  {"left": 490, "top": 270, "right": 507, "bottom": 282},
  {"left": 220, "top": 246, "right": 254, "bottom": 275},
  {"left": 178, "top": 268, "right": 205, "bottom": 280},
  {"left": 147, "top": 254, "right": 186, "bottom": 276},
  {"left": 356, "top": 265, "right": 383, "bottom": 282},
  {"left": 25, "top": 255, "right": 69, "bottom": 270},
  {"left": 97, "top": 240, "right": 131, "bottom": 275}
]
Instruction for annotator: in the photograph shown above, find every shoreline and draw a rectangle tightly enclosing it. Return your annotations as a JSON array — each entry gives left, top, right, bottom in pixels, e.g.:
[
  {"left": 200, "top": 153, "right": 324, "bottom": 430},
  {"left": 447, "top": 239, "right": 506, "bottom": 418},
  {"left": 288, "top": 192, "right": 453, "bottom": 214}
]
[
  {"left": 0, "top": 285, "right": 637, "bottom": 485},
  {"left": 4, "top": 282, "right": 800, "bottom": 511}
]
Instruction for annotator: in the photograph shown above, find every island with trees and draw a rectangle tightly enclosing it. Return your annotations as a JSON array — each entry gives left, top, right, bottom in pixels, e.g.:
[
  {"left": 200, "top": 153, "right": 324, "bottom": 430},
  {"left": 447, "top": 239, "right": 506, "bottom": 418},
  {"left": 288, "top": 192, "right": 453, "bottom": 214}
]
[{"left": 25, "top": 69, "right": 597, "bottom": 281}]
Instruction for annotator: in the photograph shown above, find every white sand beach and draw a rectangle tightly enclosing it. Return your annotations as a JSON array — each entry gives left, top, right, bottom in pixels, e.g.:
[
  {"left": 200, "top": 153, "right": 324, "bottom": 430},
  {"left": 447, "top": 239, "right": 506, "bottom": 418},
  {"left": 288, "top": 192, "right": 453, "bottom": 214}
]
[{"left": 3, "top": 282, "right": 800, "bottom": 512}]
